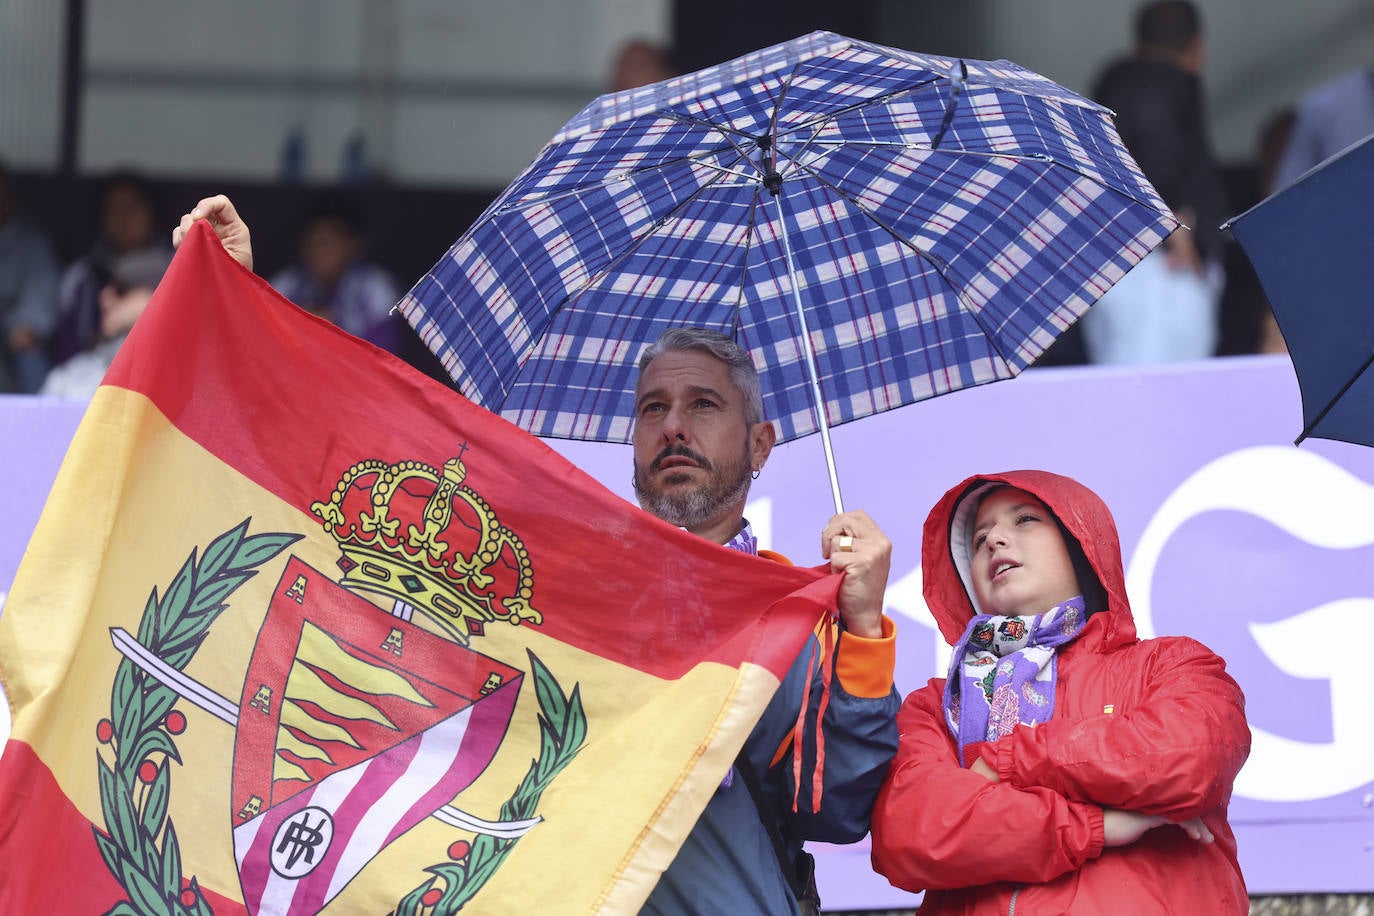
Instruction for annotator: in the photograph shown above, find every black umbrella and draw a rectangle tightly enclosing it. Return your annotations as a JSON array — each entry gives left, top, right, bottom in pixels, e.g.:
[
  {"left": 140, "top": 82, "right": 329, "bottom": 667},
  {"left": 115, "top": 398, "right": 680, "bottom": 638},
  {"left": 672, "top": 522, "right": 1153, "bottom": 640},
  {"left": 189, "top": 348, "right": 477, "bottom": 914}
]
[{"left": 1225, "top": 133, "right": 1374, "bottom": 446}]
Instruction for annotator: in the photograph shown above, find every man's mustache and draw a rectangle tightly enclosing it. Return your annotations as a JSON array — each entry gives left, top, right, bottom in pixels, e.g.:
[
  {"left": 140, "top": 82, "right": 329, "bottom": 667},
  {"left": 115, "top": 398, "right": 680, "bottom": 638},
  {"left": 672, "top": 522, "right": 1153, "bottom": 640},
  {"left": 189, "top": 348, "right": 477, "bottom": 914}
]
[{"left": 651, "top": 444, "right": 713, "bottom": 473}]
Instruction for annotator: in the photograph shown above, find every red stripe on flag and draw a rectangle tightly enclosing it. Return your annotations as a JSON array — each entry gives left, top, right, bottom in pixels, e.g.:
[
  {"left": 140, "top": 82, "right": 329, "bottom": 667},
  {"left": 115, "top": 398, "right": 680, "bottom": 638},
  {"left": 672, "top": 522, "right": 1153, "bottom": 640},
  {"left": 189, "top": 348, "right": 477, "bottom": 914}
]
[
  {"left": 102, "top": 222, "right": 836, "bottom": 681},
  {"left": 0, "top": 740, "right": 244, "bottom": 914}
]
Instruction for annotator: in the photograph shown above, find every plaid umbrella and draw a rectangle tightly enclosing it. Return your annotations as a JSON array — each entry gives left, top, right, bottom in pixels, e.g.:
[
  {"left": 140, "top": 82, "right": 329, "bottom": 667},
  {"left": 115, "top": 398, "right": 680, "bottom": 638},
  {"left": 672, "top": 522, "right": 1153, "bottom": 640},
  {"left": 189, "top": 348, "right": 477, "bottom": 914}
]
[{"left": 400, "top": 31, "right": 1174, "bottom": 509}]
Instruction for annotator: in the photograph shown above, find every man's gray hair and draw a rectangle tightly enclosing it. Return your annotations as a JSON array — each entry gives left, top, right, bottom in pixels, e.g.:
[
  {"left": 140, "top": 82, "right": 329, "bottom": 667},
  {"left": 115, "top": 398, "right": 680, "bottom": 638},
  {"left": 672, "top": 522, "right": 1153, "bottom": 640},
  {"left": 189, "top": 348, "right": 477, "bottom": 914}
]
[{"left": 636, "top": 327, "right": 765, "bottom": 425}]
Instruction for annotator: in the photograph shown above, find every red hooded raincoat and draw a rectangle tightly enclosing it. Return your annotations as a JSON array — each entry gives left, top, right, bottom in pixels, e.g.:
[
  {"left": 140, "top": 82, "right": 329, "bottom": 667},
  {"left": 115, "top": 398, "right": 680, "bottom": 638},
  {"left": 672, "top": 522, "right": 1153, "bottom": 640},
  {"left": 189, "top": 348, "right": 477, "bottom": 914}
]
[{"left": 871, "top": 470, "right": 1250, "bottom": 914}]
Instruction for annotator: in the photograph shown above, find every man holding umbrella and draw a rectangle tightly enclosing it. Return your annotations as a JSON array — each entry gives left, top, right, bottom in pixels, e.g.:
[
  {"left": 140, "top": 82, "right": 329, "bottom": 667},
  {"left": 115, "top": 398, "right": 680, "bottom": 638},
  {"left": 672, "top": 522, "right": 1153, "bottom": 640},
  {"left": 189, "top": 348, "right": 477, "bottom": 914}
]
[{"left": 175, "top": 197, "right": 902, "bottom": 915}]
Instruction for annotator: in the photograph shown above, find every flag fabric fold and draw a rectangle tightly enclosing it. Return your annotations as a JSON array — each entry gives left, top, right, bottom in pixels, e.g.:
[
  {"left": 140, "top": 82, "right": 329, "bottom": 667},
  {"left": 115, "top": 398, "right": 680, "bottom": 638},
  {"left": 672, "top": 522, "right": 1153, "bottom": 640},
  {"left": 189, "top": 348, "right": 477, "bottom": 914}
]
[{"left": 0, "top": 222, "right": 839, "bottom": 915}]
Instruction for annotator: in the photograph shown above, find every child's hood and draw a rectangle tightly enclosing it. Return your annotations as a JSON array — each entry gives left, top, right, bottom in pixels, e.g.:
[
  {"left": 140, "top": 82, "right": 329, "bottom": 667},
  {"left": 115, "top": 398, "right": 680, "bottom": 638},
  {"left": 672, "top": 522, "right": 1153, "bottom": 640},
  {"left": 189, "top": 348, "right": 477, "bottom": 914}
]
[{"left": 920, "top": 469, "right": 1137, "bottom": 649}]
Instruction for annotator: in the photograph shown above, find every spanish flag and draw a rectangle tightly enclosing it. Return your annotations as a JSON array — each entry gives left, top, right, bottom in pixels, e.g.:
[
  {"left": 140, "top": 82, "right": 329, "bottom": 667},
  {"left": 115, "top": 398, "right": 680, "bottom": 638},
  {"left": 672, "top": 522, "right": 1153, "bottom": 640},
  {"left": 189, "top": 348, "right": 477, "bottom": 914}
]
[{"left": 0, "top": 222, "right": 839, "bottom": 914}]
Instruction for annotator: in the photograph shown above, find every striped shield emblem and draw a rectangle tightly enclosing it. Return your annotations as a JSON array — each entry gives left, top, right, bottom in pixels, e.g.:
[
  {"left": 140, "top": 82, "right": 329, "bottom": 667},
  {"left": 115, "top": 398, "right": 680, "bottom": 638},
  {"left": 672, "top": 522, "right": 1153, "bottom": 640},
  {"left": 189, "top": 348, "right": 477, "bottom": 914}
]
[{"left": 231, "top": 557, "right": 523, "bottom": 915}]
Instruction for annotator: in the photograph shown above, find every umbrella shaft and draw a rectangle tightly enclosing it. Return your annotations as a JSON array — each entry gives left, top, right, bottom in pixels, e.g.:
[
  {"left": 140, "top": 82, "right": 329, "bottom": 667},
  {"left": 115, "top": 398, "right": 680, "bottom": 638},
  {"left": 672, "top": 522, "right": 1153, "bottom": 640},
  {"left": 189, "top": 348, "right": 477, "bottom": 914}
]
[{"left": 771, "top": 192, "right": 845, "bottom": 515}]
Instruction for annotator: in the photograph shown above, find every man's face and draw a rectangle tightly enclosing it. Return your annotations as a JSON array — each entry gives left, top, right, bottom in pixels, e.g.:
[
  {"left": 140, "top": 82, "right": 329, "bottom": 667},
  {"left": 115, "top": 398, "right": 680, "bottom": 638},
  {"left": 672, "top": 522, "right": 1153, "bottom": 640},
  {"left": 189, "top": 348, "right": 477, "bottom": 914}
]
[
  {"left": 969, "top": 487, "right": 1081, "bottom": 618},
  {"left": 301, "top": 219, "right": 360, "bottom": 288},
  {"left": 631, "top": 349, "right": 773, "bottom": 537}
]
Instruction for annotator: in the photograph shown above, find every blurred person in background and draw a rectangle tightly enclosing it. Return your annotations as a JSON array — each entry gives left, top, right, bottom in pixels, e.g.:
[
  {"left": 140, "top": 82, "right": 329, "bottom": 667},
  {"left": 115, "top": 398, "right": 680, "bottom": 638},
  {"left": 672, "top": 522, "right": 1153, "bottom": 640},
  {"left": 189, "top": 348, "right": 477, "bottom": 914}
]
[
  {"left": 610, "top": 38, "right": 677, "bottom": 92},
  {"left": 270, "top": 199, "right": 404, "bottom": 356},
  {"left": 41, "top": 248, "right": 172, "bottom": 400},
  {"left": 1216, "top": 109, "right": 1296, "bottom": 358},
  {"left": 54, "top": 171, "right": 166, "bottom": 365},
  {"left": 1273, "top": 62, "right": 1374, "bottom": 189},
  {"left": 1255, "top": 109, "right": 1298, "bottom": 199},
  {"left": 0, "top": 160, "right": 60, "bottom": 394},
  {"left": 1081, "top": 0, "right": 1228, "bottom": 365}
]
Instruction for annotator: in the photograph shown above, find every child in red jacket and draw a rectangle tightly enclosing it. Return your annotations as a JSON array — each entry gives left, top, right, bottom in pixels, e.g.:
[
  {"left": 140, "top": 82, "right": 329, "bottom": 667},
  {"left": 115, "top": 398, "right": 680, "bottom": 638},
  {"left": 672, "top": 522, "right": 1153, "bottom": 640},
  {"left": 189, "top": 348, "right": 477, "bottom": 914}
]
[{"left": 871, "top": 470, "right": 1249, "bottom": 914}]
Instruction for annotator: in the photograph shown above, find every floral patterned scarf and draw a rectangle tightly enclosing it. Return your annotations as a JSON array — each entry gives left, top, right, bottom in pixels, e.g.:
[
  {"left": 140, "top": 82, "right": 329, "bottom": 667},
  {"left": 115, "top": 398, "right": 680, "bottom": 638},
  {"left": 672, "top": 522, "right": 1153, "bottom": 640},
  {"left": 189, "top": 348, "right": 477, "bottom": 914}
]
[{"left": 943, "top": 596, "right": 1086, "bottom": 763}]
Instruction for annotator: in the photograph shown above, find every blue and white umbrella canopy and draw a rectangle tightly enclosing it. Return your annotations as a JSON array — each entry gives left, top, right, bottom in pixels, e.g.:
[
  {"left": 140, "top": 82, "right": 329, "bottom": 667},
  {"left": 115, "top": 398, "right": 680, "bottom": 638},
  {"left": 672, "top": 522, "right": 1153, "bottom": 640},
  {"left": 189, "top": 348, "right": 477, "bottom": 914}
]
[{"left": 402, "top": 31, "right": 1174, "bottom": 451}]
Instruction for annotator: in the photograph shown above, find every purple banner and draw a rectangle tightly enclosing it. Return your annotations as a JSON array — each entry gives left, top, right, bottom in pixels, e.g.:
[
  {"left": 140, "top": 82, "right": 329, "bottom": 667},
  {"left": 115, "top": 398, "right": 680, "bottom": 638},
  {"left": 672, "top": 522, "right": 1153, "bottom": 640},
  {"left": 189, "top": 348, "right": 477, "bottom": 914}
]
[
  {"left": 1, "top": 395, "right": 83, "bottom": 603},
  {"left": 6, "top": 355, "right": 1373, "bottom": 905}
]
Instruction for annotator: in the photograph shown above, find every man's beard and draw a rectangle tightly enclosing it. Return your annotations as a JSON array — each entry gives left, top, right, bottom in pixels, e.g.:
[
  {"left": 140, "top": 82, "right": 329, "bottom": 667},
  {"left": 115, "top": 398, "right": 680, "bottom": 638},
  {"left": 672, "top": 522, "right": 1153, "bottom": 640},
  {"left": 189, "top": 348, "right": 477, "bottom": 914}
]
[{"left": 632, "top": 440, "right": 753, "bottom": 530}]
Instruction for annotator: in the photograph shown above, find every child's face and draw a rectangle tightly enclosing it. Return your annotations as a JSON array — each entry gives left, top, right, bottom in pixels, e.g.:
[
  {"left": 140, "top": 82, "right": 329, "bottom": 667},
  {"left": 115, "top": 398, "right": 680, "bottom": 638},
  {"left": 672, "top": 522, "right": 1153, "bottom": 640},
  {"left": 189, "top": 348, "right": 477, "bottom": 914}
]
[{"left": 969, "top": 487, "right": 1081, "bottom": 618}]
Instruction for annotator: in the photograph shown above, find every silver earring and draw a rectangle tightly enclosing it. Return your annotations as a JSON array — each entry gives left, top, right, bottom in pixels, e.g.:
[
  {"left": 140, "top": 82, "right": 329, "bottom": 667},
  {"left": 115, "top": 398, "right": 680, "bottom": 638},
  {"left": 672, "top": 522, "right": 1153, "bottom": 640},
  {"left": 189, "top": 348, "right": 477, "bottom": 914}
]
[{"left": 751, "top": 468, "right": 761, "bottom": 480}]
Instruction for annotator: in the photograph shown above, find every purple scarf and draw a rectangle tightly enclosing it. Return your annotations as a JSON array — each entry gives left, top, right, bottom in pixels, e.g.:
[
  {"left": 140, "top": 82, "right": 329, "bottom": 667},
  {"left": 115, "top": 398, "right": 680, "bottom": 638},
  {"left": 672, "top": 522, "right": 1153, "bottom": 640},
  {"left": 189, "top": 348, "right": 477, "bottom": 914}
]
[{"left": 943, "top": 597, "right": 1086, "bottom": 763}]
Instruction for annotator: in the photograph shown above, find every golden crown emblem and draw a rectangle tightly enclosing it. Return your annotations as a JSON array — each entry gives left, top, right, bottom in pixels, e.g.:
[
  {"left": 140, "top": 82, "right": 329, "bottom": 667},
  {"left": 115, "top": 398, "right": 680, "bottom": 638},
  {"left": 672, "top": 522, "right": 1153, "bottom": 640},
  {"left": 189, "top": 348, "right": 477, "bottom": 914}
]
[{"left": 310, "top": 452, "right": 541, "bottom": 645}]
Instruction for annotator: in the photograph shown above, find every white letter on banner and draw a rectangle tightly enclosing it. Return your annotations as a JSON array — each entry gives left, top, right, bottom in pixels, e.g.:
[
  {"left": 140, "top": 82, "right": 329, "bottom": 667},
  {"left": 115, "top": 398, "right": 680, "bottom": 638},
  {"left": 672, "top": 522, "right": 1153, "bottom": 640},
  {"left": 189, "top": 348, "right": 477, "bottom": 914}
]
[
  {"left": 884, "top": 565, "right": 953, "bottom": 678},
  {"left": 1126, "top": 446, "right": 1374, "bottom": 802}
]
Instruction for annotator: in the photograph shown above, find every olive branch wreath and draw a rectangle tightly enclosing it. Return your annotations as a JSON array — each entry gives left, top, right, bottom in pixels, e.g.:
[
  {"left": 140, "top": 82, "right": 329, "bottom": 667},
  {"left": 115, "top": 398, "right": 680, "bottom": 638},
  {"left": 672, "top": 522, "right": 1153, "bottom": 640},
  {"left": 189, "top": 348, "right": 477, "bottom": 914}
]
[
  {"left": 392, "top": 651, "right": 587, "bottom": 915},
  {"left": 93, "top": 519, "right": 301, "bottom": 915},
  {"left": 93, "top": 518, "right": 586, "bottom": 915}
]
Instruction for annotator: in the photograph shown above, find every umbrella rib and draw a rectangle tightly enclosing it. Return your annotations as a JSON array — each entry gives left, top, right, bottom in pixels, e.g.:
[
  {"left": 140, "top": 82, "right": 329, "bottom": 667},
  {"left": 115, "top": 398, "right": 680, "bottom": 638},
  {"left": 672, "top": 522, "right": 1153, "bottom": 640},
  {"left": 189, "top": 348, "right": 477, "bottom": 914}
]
[
  {"left": 781, "top": 143, "right": 1177, "bottom": 271},
  {"left": 777, "top": 141, "right": 1172, "bottom": 265},
  {"left": 660, "top": 106, "right": 781, "bottom": 183},
  {"left": 771, "top": 68, "right": 1111, "bottom": 142},
  {"left": 766, "top": 77, "right": 1171, "bottom": 221},
  {"left": 774, "top": 149, "right": 1017, "bottom": 366},
  {"left": 728, "top": 195, "right": 762, "bottom": 336},
  {"left": 659, "top": 108, "right": 765, "bottom": 143},
  {"left": 648, "top": 73, "right": 944, "bottom": 145},
  {"left": 708, "top": 115, "right": 774, "bottom": 180},
  {"left": 771, "top": 77, "right": 945, "bottom": 144},
  {"left": 551, "top": 164, "right": 740, "bottom": 317},
  {"left": 764, "top": 63, "right": 794, "bottom": 178},
  {"left": 779, "top": 141, "right": 1179, "bottom": 233},
  {"left": 494, "top": 144, "right": 752, "bottom": 214},
  {"left": 785, "top": 141, "right": 1157, "bottom": 197},
  {"left": 781, "top": 143, "right": 1065, "bottom": 181},
  {"left": 775, "top": 148, "right": 951, "bottom": 271},
  {"left": 663, "top": 72, "right": 946, "bottom": 178},
  {"left": 1005, "top": 154, "right": 1181, "bottom": 218},
  {"left": 1296, "top": 349, "right": 1374, "bottom": 444},
  {"left": 783, "top": 126, "right": 828, "bottom": 176},
  {"left": 696, "top": 163, "right": 768, "bottom": 182},
  {"left": 796, "top": 140, "right": 1051, "bottom": 153},
  {"left": 771, "top": 77, "right": 948, "bottom": 182}
]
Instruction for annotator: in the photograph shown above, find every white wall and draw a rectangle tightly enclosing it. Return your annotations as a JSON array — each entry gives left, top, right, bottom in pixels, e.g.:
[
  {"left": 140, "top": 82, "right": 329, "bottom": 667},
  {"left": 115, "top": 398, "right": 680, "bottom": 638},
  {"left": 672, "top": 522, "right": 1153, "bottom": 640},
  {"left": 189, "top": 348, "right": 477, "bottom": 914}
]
[
  {"left": 3, "top": 0, "right": 1371, "bottom": 184},
  {"left": 0, "top": 1, "right": 64, "bottom": 168}
]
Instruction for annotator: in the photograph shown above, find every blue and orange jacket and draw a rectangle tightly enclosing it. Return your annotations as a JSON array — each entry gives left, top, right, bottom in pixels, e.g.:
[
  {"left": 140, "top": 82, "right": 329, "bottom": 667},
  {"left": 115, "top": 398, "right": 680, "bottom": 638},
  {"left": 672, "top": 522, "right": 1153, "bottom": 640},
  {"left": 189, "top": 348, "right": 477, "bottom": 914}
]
[{"left": 643, "top": 549, "right": 900, "bottom": 915}]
